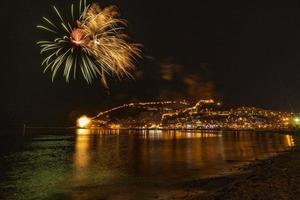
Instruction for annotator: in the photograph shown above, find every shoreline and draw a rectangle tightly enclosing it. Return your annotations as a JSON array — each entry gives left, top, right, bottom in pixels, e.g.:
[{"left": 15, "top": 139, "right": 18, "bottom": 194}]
[
  {"left": 1, "top": 127, "right": 298, "bottom": 137},
  {"left": 2, "top": 125, "right": 300, "bottom": 132},
  {"left": 179, "top": 147, "right": 300, "bottom": 200}
]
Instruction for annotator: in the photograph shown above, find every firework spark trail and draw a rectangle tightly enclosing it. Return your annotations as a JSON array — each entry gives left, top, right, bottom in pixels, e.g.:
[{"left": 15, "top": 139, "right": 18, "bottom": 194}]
[{"left": 37, "top": 0, "right": 141, "bottom": 87}]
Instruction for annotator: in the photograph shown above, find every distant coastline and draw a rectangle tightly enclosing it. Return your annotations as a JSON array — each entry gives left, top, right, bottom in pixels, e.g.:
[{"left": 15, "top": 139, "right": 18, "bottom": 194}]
[{"left": 86, "top": 99, "right": 300, "bottom": 131}]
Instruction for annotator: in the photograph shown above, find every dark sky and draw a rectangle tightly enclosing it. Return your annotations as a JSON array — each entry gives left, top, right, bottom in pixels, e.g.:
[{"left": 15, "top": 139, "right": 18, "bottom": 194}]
[{"left": 1, "top": 0, "right": 300, "bottom": 126}]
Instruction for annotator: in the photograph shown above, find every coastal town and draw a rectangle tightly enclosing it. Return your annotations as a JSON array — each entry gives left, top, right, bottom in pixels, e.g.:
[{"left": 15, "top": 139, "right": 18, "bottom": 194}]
[{"left": 78, "top": 99, "right": 300, "bottom": 131}]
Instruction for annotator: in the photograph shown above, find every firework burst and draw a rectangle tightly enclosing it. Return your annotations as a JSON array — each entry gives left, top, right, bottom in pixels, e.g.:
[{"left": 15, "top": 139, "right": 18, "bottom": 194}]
[{"left": 37, "top": 0, "right": 141, "bottom": 86}]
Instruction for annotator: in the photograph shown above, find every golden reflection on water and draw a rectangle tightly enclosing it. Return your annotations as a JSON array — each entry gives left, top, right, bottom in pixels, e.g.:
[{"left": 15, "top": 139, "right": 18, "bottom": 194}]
[
  {"left": 75, "top": 129, "right": 91, "bottom": 169},
  {"left": 76, "top": 128, "right": 91, "bottom": 135},
  {"left": 285, "top": 134, "right": 295, "bottom": 147},
  {"left": 140, "top": 130, "right": 221, "bottom": 140},
  {"left": 73, "top": 129, "right": 296, "bottom": 178}
]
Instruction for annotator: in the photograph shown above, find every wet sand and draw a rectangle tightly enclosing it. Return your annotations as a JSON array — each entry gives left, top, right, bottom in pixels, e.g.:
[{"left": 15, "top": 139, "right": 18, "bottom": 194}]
[{"left": 173, "top": 148, "right": 300, "bottom": 200}]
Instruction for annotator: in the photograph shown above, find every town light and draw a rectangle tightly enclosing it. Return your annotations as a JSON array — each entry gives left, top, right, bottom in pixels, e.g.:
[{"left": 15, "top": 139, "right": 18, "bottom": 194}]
[
  {"left": 110, "top": 124, "right": 121, "bottom": 129},
  {"left": 294, "top": 117, "right": 300, "bottom": 123},
  {"left": 77, "top": 115, "right": 91, "bottom": 128}
]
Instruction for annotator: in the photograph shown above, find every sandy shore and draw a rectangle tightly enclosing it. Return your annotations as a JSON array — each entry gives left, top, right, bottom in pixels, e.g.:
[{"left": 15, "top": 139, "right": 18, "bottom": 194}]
[{"left": 170, "top": 148, "right": 300, "bottom": 200}]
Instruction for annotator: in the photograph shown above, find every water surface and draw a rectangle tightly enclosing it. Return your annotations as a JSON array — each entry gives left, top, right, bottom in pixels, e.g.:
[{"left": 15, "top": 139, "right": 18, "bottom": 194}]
[{"left": 0, "top": 130, "right": 295, "bottom": 199}]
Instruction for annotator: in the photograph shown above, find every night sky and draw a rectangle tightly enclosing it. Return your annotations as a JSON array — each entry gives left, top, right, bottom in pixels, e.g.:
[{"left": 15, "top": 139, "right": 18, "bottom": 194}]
[{"left": 1, "top": 0, "right": 300, "bottom": 126}]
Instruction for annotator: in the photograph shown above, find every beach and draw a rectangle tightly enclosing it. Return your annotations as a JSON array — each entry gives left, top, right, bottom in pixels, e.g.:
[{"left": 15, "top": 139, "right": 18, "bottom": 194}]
[{"left": 179, "top": 147, "right": 300, "bottom": 200}]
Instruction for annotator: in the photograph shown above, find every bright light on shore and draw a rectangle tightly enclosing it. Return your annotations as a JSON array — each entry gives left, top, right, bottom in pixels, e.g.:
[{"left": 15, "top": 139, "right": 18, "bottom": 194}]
[
  {"left": 77, "top": 116, "right": 91, "bottom": 128},
  {"left": 294, "top": 117, "right": 300, "bottom": 123},
  {"left": 110, "top": 123, "right": 121, "bottom": 129}
]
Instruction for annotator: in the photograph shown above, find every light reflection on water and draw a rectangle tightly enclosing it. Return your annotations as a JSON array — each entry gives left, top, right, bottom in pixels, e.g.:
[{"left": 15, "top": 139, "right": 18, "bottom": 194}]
[
  {"left": 73, "top": 130, "right": 295, "bottom": 180},
  {"left": 0, "top": 130, "right": 296, "bottom": 200}
]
